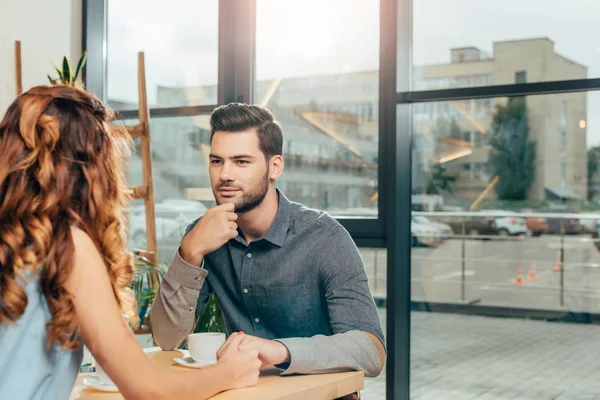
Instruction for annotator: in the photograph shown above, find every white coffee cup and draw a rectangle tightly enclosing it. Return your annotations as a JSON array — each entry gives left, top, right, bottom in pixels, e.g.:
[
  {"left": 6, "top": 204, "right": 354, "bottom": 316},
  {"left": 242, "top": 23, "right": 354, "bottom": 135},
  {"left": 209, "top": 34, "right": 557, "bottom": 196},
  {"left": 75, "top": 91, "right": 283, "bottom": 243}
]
[{"left": 187, "top": 332, "right": 226, "bottom": 363}]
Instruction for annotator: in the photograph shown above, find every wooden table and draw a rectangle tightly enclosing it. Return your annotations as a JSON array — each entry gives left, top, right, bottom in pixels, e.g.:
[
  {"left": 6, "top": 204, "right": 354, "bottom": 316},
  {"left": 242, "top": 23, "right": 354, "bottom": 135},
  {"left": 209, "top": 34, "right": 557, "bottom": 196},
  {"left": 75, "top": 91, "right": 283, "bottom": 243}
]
[{"left": 71, "top": 348, "right": 364, "bottom": 400}]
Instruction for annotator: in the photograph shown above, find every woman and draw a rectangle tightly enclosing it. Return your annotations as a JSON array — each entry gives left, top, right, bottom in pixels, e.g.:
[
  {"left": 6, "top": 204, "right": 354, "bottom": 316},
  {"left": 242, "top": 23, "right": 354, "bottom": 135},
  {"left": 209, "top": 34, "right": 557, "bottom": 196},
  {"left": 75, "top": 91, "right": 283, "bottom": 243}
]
[{"left": 0, "top": 85, "right": 261, "bottom": 400}]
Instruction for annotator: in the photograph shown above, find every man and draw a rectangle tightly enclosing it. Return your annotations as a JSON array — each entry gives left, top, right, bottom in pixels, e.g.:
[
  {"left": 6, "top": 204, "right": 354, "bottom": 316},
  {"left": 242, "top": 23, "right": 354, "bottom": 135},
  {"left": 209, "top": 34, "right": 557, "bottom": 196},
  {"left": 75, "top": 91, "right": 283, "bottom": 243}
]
[{"left": 150, "top": 103, "right": 386, "bottom": 379}]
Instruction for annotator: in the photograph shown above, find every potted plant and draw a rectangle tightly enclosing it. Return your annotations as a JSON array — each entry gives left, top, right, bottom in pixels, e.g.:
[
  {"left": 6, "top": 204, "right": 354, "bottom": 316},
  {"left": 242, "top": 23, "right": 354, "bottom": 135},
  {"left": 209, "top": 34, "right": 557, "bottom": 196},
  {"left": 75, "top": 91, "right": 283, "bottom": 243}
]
[
  {"left": 128, "top": 251, "right": 165, "bottom": 333},
  {"left": 47, "top": 52, "right": 87, "bottom": 87}
]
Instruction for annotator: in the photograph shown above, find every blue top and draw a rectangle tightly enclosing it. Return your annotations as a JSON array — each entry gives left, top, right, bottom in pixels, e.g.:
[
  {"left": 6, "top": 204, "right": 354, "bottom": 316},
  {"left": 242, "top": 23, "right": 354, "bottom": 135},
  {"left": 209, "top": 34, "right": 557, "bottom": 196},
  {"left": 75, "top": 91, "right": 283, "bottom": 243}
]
[{"left": 0, "top": 271, "right": 83, "bottom": 400}]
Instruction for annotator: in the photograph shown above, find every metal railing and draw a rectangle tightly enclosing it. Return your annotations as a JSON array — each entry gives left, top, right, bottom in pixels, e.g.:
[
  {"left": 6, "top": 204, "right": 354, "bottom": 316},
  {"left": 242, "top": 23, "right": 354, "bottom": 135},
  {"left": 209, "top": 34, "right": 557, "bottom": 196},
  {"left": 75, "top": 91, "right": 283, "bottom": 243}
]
[{"left": 409, "top": 210, "right": 600, "bottom": 308}]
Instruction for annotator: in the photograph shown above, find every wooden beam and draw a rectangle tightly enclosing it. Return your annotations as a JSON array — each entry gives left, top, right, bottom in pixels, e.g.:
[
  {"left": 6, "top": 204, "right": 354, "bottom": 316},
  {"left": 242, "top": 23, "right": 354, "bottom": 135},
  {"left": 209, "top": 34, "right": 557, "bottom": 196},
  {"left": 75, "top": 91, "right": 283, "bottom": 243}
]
[
  {"left": 125, "top": 122, "right": 146, "bottom": 139},
  {"left": 15, "top": 41, "right": 22, "bottom": 96},
  {"left": 127, "top": 185, "right": 148, "bottom": 199}
]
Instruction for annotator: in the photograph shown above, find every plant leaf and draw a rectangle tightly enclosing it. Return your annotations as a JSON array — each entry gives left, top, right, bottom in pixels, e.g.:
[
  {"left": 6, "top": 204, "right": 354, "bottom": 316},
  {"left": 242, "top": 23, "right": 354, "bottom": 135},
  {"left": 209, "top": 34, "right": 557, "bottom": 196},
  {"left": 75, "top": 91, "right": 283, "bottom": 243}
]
[
  {"left": 54, "top": 66, "right": 65, "bottom": 84},
  {"left": 74, "top": 51, "right": 88, "bottom": 81},
  {"left": 47, "top": 75, "right": 58, "bottom": 85},
  {"left": 62, "top": 56, "right": 71, "bottom": 84}
]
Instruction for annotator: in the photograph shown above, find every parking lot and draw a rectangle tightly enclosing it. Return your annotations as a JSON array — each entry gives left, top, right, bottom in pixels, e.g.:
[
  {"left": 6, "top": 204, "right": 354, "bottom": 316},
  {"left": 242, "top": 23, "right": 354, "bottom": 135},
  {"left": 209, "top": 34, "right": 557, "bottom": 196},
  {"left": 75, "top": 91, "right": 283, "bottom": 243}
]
[{"left": 361, "top": 234, "right": 600, "bottom": 313}]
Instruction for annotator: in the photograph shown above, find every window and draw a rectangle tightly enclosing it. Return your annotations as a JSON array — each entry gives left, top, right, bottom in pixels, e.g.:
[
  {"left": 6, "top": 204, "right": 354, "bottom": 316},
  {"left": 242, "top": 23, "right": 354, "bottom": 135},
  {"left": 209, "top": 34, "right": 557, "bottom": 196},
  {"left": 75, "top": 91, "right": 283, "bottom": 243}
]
[
  {"left": 411, "top": 92, "right": 597, "bottom": 398},
  {"left": 412, "top": 93, "right": 588, "bottom": 205},
  {"left": 107, "top": 0, "right": 219, "bottom": 110},
  {"left": 414, "top": 1, "right": 595, "bottom": 89},
  {"left": 255, "top": 0, "right": 379, "bottom": 217},
  {"left": 123, "top": 116, "right": 212, "bottom": 263}
]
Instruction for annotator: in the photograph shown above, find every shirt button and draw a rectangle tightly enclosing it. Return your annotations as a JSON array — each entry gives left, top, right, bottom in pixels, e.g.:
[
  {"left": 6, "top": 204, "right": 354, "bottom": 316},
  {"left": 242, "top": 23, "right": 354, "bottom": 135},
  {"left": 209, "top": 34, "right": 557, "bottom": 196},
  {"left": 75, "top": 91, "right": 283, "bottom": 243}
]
[
  {"left": 189, "top": 306, "right": 194, "bottom": 312},
  {"left": 246, "top": 253, "right": 253, "bottom": 259},
  {"left": 254, "top": 318, "right": 260, "bottom": 323},
  {"left": 243, "top": 288, "right": 249, "bottom": 294}
]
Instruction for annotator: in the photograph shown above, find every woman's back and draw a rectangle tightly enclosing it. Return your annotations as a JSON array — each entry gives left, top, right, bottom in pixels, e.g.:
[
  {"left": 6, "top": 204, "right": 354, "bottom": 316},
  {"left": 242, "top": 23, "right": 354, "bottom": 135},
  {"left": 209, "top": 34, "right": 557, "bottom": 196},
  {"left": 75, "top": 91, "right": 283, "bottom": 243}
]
[
  {"left": 0, "top": 271, "right": 83, "bottom": 400},
  {"left": 0, "top": 85, "right": 261, "bottom": 400}
]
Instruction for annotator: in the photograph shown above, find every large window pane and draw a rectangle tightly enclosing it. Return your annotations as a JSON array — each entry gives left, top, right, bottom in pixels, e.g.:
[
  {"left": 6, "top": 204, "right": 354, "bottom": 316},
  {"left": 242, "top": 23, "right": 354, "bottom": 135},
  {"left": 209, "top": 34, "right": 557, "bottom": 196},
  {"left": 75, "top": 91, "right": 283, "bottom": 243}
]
[
  {"left": 107, "top": 0, "right": 219, "bottom": 110},
  {"left": 255, "top": 0, "right": 379, "bottom": 217},
  {"left": 410, "top": 92, "right": 600, "bottom": 397},
  {"left": 413, "top": 0, "right": 599, "bottom": 89},
  {"left": 359, "top": 248, "right": 386, "bottom": 400},
  {"left": 123, "top": 116, "right": 214, "bottom": 264}
]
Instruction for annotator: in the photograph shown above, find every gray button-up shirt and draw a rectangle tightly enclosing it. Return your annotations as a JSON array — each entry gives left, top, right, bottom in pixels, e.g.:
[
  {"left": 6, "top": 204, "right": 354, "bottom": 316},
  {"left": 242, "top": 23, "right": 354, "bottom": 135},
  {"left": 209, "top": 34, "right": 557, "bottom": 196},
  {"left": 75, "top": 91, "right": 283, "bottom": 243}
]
[{"left": 151, "top": 190, "right": 385, "bottom": 376}]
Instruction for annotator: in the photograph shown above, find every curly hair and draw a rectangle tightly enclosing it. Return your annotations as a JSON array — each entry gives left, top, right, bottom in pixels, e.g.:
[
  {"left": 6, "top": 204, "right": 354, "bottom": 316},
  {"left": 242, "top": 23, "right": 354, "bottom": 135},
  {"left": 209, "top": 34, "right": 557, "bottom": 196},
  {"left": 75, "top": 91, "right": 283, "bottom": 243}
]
[{"left": 0, "top": 85, "right": 135, "bottom": 349}]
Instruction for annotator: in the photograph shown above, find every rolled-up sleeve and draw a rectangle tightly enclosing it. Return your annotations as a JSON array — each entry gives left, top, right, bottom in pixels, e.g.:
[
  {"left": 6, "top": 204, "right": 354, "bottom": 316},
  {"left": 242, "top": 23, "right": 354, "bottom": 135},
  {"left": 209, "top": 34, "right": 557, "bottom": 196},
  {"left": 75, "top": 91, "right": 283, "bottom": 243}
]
[{"left": 150, "top": 250, "right": 209, "bottom": 350}]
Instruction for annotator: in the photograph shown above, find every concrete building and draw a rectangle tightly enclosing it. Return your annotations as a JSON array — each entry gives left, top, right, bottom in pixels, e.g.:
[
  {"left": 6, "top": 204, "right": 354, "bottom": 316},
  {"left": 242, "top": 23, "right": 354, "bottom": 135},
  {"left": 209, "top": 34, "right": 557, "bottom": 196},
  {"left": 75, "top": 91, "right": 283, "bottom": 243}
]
[{"left": 413, "top": 37, "right": 588, "bottom": 202}]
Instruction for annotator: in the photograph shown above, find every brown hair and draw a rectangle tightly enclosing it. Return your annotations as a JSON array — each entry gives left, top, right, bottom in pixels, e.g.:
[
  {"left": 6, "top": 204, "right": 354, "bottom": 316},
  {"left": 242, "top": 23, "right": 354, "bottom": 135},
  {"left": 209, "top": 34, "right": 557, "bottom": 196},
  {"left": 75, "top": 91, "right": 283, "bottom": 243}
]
[
  {"left": 0, "top": 85, "right": 134, "bottom": 349},
  {"left": 210, "top": 103, "right": 283, "bottom": 160}
]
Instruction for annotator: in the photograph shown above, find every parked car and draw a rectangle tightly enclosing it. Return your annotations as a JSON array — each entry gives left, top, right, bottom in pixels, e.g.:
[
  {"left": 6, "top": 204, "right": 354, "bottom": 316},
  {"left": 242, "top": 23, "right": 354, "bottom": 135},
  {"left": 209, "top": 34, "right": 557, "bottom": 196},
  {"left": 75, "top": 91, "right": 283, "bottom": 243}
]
[
  {"left": 539, "top": 206, "right": 582, "bottom": 234},
  {"left": 411, "top": 220, "right": 442, "bottom": 247},
  {"left": 482, "top": 210, "right": 528, "bottom": 236},
  {"left": 436, "top": 213, "right": 496, "bottom": 238},
  {"left": 413, "top": 216, "right": 453, "bottom": 240},
  {"left": 128, "top": 199, "right": 208, "bottom": 249},
  {"left": 525, "top": 217, "right": 549, "bottom": 237}
]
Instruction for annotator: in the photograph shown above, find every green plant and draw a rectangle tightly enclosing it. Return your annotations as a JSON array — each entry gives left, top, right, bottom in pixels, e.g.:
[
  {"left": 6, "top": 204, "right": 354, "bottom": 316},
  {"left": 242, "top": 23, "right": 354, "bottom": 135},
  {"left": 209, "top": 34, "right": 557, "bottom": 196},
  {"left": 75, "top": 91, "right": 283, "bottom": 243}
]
[
  {"left": 425, "top": 163, "right": 455, "bottom": 195},
  {"left": 129, "top": 252, "right": 164, "bottom": 330},
  {"left": 177, "top": 293, "right": 226, "bottom": 350},
  {"left": 194, "top": 294, "right": 226, "bottom": 333},
  {"left": 48, "top": 52, "right": 87, "bottom": 87}
]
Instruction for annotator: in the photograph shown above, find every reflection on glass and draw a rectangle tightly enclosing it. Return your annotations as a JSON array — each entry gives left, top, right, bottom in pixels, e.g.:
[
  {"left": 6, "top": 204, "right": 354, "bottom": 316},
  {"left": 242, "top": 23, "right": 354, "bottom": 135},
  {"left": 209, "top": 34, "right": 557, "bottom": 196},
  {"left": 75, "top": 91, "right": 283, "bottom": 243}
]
[
  {"left": 123, "top": 117, "right": 214, "bottom": 264},
  {"left": 107, "top": 0, "right": 219, "bottom": 109},
  {"left": 255, "top": 0, "right": 380, "bottom": 217},
  {"left": 410, "top": 92, "right": 600, "bottom": 312}
]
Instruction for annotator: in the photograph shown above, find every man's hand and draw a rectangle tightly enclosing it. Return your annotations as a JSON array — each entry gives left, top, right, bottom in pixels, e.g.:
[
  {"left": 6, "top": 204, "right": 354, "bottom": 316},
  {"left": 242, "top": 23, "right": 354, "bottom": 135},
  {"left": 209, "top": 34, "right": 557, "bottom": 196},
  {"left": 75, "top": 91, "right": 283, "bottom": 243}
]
[
  {"left": 179, "top": 203, "right": 238, "bottom": 265},
  {"left": 217, "top": 333, "right": 290, "bottom": 366}
]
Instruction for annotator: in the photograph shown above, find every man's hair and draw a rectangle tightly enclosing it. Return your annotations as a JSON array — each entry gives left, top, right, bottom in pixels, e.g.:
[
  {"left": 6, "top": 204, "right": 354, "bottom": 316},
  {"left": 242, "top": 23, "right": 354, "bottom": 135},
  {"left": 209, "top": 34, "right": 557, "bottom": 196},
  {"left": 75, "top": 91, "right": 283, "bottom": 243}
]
[{"left": 210, "top": 103, "right": 283, "bottom": 160}]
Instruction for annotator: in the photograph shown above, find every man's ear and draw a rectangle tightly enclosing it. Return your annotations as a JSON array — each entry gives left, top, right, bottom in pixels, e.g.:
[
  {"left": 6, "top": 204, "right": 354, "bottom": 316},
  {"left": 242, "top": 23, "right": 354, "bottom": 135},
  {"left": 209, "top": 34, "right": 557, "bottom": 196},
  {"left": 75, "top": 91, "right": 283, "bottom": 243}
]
[{"left": 269, "top": 155, "right": 284, "bottom": 180}]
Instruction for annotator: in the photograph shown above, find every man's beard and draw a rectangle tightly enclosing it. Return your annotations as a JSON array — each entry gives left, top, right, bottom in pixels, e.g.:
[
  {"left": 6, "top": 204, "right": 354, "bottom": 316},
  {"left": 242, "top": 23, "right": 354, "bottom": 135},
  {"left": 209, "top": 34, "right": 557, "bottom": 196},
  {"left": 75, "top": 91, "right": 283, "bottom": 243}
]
[{"left": 214, "top": 171, "right": 269, "bottom": 213}]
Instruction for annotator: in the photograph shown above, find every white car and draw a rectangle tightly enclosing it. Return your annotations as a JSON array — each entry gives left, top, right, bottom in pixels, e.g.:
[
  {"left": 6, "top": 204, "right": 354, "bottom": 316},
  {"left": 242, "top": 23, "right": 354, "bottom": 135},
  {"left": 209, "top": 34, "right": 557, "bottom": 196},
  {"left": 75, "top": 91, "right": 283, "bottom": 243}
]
[
  {"left": 481, "top": 210, "right": 528, "bottom": 236},
  {"left": 128, "top": 199, "right": 208, "bottom": 248},
  {"left": 413, "top": 216, "right": 453, "bottom": 240},
  {"left": 411, "top": 220, "right": 442, "bottom": 247}
]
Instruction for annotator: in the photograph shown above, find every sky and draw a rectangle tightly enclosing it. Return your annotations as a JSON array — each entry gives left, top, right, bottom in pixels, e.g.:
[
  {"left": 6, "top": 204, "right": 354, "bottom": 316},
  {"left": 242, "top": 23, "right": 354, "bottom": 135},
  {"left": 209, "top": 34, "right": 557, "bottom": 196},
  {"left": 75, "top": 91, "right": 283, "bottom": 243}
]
[{"left": 107, "top": 0, "right": 600, "bottom": 146}]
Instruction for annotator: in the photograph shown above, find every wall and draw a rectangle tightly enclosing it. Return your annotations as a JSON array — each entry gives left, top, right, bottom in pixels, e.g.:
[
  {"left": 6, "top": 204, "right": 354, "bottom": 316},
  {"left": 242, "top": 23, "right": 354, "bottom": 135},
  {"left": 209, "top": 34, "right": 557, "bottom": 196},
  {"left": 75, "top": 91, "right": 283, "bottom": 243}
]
[{"left": 0, "top": 0, "right": 82, "bottom": 114}]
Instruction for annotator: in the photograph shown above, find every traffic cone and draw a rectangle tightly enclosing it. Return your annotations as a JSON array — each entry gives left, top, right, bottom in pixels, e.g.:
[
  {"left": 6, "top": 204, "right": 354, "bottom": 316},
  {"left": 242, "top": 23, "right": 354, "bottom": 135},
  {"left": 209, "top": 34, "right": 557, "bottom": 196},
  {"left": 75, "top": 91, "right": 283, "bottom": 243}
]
[
  {"left": 513, "top": 263, "right": 524, "bottom": 285},
  {"left": 553, "top": 252, "right": 562, "bottom": 272},
  {"left": 527, "top": 259, "right": 538, "bottom": 280}
]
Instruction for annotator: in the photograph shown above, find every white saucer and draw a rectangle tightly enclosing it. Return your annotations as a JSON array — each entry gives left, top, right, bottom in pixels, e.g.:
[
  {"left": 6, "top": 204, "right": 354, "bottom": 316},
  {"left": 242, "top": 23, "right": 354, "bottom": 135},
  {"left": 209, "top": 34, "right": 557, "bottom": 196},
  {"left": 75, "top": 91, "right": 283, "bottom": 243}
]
[
  {"left": 173, "top": 356, "right": 217, "bottom": 368},
  {"left": 83, "top": 375, "right": 119, "bottom": 392}
]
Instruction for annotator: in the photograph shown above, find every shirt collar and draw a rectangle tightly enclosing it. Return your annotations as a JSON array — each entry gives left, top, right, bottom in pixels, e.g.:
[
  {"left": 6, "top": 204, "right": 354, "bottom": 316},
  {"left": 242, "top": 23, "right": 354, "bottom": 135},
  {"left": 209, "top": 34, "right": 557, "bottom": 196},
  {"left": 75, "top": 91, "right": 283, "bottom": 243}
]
[{"left": 263, "top": 188, "right": 292, "bottom": 247}]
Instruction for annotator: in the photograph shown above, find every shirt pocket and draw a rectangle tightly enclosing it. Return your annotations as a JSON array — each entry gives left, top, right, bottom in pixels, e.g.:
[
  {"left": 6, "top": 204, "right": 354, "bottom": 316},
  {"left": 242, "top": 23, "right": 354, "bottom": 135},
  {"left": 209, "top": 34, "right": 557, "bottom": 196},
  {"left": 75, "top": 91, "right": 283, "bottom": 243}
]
[{"left": 255, "top": 283, "right": 319, "bottom": 338}]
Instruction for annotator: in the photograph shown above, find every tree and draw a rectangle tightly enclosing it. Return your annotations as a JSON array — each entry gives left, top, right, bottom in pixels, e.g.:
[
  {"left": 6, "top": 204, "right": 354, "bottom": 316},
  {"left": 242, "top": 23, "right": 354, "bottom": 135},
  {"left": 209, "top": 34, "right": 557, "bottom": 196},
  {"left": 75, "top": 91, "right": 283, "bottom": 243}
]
[
  {"left": 588, "top": 146, "right": 600, "bottom": 199},
  {"left": 487, "top": 97, "right": 536, "bottom": 201},
  {"left": 425, "top": 163, "right": 455, "bottom": 195}
]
